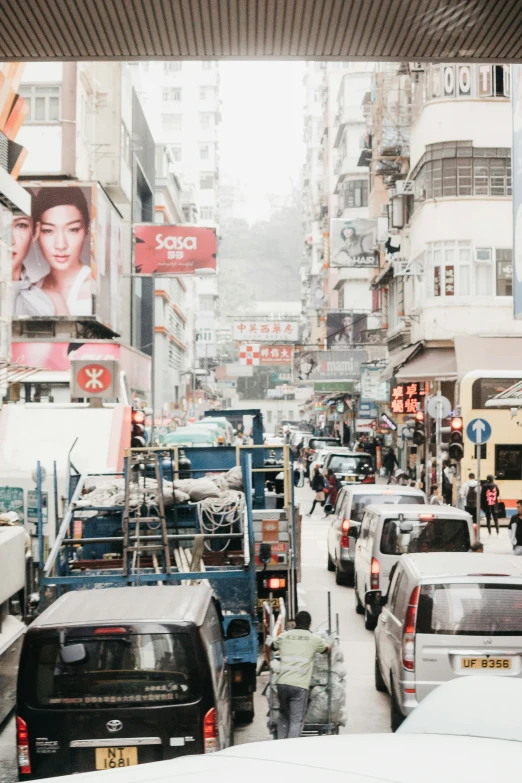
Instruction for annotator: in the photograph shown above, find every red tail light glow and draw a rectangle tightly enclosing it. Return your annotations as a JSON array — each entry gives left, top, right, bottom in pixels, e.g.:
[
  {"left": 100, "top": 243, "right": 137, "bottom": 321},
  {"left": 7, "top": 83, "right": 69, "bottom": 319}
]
[
  {"left": 94, "top": 627, "right": 127, "bottom": 635},
  {"left": 402, "top": 586, "right": 420, "bottom": 671},
  {"left": 264, "top": 577, "right": 286, "bottom": 590},
  {"left": 370, "top": 557, "right": 380, "bottom": 590},
  {"left": 341, "top": 519, "right": 350, "bottom": 548},
  {"left": 203, "top": 707, "right": 218, "bottom": 753},
  {"left": 17, "top": 716, "right": 31, "bottom": 774},
  {"left": 362, "top": 475, "right": 375, "bottom": 484}
]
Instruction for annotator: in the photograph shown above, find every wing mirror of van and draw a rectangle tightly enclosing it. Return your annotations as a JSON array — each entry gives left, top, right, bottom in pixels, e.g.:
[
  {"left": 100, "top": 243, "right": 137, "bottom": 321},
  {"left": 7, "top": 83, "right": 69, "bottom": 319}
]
[
  {"left": 226, "top": 618, "right": 251, "bottom": 640},
  {"left": 365, "top": 589, "right": 385, "bottom": 607},
  {"left": 59, "top": 630, "right": 87, "bottom": 665}
]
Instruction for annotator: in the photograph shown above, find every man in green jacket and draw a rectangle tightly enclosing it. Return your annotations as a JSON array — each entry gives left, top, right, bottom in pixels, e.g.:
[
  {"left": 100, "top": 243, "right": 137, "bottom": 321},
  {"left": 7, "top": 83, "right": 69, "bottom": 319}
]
[{"left": 272, "top": 610, "right": 329, "bottom": 739}]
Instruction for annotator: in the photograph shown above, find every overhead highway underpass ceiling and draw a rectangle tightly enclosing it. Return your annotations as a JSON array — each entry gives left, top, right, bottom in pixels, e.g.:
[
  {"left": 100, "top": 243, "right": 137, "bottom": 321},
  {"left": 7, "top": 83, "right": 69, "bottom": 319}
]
[{"left": 0, "top": 0, "right": 521, "bottom": 62}]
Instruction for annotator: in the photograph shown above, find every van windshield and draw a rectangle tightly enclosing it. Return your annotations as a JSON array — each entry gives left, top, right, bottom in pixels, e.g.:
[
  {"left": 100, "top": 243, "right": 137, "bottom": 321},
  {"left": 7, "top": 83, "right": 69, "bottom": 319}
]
[
  {"left": 351, "top": 494, "right": 423, "bottom": 522},
  {"left": 380, "top": 518, "right": 470, "bottom": 555},
  {"left": 31, "top": 633, "right": 198, "bottom": 708},
  {"left": 329, "top": 455, "right": 373, "bottom": 474},
  {"left": 417, "top": 583, "right": 522, "bottom": 636}
]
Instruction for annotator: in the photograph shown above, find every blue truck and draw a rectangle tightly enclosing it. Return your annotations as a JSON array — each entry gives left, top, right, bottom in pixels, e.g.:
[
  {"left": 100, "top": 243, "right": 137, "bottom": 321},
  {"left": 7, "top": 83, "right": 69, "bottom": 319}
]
[{"left": 37, "top": 409, "right": 299, "bottom": 725}]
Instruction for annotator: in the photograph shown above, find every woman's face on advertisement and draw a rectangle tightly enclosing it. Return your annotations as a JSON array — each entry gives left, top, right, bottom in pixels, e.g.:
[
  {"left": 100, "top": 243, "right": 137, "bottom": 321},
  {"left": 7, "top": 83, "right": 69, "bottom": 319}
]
[
  {"left": 37, "top": 204, "right": 87, "bottom": 272},
  {"left": 12, "top": 216, "right": 34, "bottom": 265}
]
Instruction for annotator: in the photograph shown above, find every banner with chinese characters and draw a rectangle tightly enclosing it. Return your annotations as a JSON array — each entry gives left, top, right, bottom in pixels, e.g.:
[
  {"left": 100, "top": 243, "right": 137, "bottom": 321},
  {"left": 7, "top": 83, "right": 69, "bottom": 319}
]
[
  {"left": 259, "top": 345, "right": 294, "bottom": 365},
  {"left": 390, "top": 382, "right": 428, "bottom": 415},
  {"left": 232, "top": 320, "right": 298, "bottom": 341}
]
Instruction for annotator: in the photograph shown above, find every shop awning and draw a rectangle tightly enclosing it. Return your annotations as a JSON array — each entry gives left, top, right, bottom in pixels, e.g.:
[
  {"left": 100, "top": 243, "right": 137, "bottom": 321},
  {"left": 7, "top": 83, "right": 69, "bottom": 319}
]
[
  {"left": 395, "top": 348, "right": 457, "bottom": 382},
  {"left": 380, "top": 342, "right": 423, "bottom": 381},
  {"left": 454, "top": 336, "right": 522, "bottom": 377}
]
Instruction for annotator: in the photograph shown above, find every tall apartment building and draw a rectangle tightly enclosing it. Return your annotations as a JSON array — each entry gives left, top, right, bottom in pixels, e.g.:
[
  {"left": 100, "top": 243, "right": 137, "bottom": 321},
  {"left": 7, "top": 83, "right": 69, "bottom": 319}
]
[
  {"left": 10, "top": 61, "right": 154, "bottom": 404},
  {"left": 133, "top": 62, "right": 221, "bottom": 383},
  {"left": 369, "top": 62, "right": 522, "bottom": 391}
]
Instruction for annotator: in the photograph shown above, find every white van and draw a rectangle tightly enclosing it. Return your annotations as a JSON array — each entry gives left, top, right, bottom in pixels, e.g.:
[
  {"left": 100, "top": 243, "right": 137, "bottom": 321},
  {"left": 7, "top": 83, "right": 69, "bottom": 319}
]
[
  {"left": 327, "top": 485, "right": 426, "bottom": 585},
  {"left": 354, "top": 505, "right": 475, "bottom": 630},
  {"left": 372, "top": 553, "right": 522, "bottom": 731}
]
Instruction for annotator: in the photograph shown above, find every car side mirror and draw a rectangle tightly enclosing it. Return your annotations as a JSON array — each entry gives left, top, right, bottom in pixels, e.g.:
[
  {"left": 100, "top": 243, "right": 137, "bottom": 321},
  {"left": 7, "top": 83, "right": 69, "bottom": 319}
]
[
  {"left": 226, "top": 618, "right": 251, "bottom": 640},
  {"left": 365, "top": 590, "right": 385, "bottom": 607},
  {"left": 60, "top": 642, "right": 87, "bottom": 665}
]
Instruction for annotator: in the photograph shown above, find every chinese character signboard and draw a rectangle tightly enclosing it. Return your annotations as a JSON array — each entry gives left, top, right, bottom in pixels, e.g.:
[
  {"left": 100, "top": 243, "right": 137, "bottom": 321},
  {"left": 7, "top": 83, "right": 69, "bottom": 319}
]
[
  {"left": 71, "top": 359, "right": 119, "bottom": 398},
  {"left": 133, "top": 224, "right": 217, "bottom": 275},
  {"left": 232, "top": 320, "right": 298, "bottom": 341},
  {"left": 239, "top": 344, "right": 260, "bottom": 366},
  {"left": 390, "top": 382, "right": 428, "bottom": 415},
  {"left": 259, "top": 345, "right": 294, "bottom": 365}
]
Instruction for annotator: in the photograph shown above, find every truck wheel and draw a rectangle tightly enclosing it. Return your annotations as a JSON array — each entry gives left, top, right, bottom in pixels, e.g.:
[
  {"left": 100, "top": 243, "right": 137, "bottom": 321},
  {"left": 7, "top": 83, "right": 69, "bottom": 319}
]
[
  {"left": 235, "top": 709, "right": 255, "bottom": 725},
  {"left": 375, "top": 656, "right": 387, "bottom": 693},
  {"left": 327, "top": 552, "right": 335, "bottom": 572}
]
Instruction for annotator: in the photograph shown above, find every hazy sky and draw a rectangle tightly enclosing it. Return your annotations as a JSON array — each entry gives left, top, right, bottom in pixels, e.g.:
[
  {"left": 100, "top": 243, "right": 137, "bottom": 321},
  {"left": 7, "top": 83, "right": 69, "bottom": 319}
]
[{"left": 219, "top": 61, "right": 306, "bottom": 223}]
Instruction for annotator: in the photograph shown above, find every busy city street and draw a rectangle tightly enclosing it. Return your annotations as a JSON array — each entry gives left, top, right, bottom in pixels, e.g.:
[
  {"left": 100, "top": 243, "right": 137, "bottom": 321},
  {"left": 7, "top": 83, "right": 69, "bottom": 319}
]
[{"left": 2, "top": 2, "right": 522, "bottom": 782}]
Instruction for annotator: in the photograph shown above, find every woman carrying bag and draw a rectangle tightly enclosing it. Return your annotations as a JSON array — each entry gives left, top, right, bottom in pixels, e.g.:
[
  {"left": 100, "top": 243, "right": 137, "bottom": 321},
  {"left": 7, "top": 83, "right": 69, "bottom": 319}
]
[{"left": 308, "top": 468, "right": 326, "bottom": 516}]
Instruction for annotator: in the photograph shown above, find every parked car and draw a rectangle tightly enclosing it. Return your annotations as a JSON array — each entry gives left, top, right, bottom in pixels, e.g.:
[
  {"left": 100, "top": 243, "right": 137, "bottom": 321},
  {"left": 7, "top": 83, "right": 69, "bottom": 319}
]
[
  {"left": 371, "top": 553, "right": 522, "bottom": 731},
  {"left": 305, "top": 437, "right": 341, "bottom": 475},
  {"left": 323, "top": 451, "right": 375, "bottom": 487},
  {"left": 16, "top": 585, "right": 232, "bottom": 779},
  {"left": 354, "top": 505, "right": 475, "bottom": 631},
  {"left": 309, "top": 446, "right": 350, "bottom": 476},
  {"left": 327, "top": 486, "right": 426, "bottom": 586}
]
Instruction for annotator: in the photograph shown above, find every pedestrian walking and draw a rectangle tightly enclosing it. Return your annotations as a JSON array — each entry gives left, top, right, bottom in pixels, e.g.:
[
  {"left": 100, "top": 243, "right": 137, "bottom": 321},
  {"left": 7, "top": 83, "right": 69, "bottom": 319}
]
[
  {"left": 481, "top": 475, "right": 501, "bottom": 535},
  {"left": 324, "top": 468, "right": 338, "bottom": 513},
  {"left": 442, "top": 460, "right": 454, "bottom": 505},
  {"left": 429, "top": 484, "right": 443, "bottom": 505},
  {"left": 308, "top": 468, "right": 325, "bottom": 515},
  {"left": 271, "top": 610, "right": 329, "bottom": 739},
  {"left": 382, "top": 447, "right": 398, "bottom": 477},
  {"left": 510, "top": 500, "right": 522, "bottom": 555},
  {"left": 460, "top": 472, "right": 479, "bottom": 517}
]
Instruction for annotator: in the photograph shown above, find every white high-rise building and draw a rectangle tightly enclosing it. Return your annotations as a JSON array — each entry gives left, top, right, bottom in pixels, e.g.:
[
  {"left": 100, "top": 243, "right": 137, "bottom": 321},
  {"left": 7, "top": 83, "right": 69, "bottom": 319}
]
[{"left": 133, "top": 61, "right": 221, "bottom": 389}]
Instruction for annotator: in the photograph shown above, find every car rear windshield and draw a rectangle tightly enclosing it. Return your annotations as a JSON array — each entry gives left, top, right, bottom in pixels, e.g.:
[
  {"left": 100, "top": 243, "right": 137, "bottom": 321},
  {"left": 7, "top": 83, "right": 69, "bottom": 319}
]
[
  {"left": 29, "top": 633, "right": 198, "bottom": 708},
  {"left": 351, "top": 494, "right": 424, "bottom": 522},
  {"left": 417, "top": 583, "right": 522, "bottom": 636},
  {"left": 329, "top": 455, "right": 373, "bottom": 474},
  {"left": 310, "top": 438, "right": 339, "bottom": 450},
  {"left": 380, "top": 518, "right": 470, "bottom": 555}
]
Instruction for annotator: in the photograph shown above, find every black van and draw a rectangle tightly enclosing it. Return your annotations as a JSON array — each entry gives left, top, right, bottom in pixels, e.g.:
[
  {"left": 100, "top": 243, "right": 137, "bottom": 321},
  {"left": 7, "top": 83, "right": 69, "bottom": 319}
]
[{"left": 16, "top": 585, "right": 232, "bottom": 779}]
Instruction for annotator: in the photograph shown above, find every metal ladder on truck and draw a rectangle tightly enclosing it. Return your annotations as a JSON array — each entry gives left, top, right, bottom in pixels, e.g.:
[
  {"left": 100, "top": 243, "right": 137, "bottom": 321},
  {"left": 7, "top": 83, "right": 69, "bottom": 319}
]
[{"left": 122, "top": 449, "right": 171, "bottom": 578}]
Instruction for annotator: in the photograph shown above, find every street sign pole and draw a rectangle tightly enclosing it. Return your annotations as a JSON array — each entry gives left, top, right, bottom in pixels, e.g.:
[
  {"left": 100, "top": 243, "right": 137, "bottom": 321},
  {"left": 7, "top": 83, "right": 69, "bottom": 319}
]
[
  {"left": 476, "top": 444, "right": 481, "bottom": 542},
  {"left": 466, "top": 418, "right": 492, "bottom": 543}
]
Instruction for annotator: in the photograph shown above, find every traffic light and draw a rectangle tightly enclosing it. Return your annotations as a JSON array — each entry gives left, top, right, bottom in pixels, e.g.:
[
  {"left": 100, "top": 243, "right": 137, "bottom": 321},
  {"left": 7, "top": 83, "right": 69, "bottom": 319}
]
[
  {"left": 131, "top": 408, "right": 146, "bottom": 448},
  {"left": 449, "top": 416, "right": 464, "bottom": 461},
  {"left": 412, "top": 411, "right": 424, "bottom": 445}
]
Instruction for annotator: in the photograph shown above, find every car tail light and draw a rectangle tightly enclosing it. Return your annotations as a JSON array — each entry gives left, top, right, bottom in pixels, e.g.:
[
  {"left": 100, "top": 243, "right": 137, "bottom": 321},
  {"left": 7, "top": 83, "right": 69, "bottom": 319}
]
[
  {"left": 361, "top": 475, "right": 375, "bottom": 484},
  {"left": 264, "top": 577, "right": 286, "bottom": 590},
  {"left": 94, "top": 627, "right": 127, "bottom": 635},
  {"left": 402, "top": 586, "right": 420, "bottom": 671},
  {"left": 418, "top": 514, "right": 434, "bottom": 521},
  {"left": 341, "top": 519, "right": 350, "bottom": 548},
  {"left": 370, "top": 557, "right": 380, "bottom": 590},
  {"left": 17, "top": 716, "right": 31, "bottom": 774},
  {"left": 203, "top": 707, "right": 218, "bottom": 753}
]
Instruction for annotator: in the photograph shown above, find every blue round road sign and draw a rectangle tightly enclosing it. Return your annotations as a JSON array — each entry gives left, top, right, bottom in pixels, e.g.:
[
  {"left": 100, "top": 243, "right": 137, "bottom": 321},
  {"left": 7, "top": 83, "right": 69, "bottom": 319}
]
[{"left": 466, "top": 418, "right": 491, "bottom": 445}]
